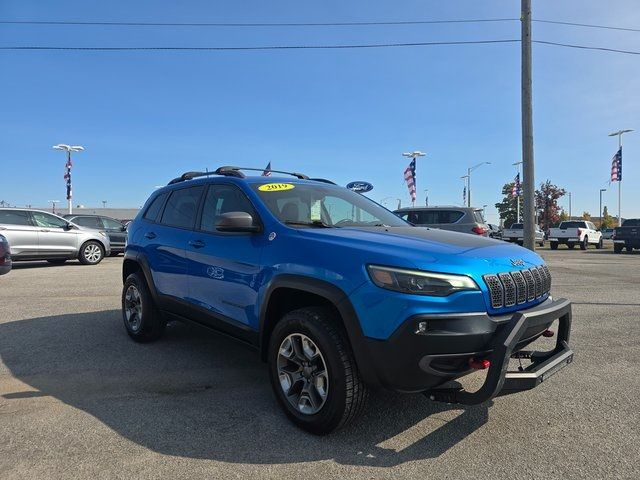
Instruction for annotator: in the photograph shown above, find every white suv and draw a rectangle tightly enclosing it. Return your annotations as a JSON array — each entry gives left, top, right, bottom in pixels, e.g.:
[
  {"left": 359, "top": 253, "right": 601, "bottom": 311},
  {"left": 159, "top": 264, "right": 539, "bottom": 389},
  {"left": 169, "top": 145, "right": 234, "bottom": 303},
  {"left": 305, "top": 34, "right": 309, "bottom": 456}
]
[{"left": 0, "top": 208, "right": 111, "bottom": 265}]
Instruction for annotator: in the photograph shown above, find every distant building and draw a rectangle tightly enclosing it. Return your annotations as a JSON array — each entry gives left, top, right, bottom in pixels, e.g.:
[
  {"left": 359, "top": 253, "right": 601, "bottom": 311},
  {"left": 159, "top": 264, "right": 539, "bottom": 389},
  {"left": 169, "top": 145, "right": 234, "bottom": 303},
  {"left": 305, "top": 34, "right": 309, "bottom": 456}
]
[{"left": 38, "top": 207, "right": 140, "bottom": 222}]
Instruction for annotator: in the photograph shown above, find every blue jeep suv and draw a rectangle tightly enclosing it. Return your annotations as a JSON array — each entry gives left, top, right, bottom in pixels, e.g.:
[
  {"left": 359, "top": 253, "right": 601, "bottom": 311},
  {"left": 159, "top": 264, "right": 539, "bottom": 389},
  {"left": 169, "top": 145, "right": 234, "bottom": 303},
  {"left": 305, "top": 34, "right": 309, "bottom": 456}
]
[{"left": 122, "top": 166, "right": 573, "bottom": 434}]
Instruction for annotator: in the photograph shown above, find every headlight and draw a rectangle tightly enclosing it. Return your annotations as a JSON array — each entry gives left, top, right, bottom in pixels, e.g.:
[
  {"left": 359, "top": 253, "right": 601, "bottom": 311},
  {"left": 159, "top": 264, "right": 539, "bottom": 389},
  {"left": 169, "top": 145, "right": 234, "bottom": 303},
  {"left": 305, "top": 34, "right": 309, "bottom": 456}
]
[{"left": 367, "top": 265, "right": 478, "bottom": 296}]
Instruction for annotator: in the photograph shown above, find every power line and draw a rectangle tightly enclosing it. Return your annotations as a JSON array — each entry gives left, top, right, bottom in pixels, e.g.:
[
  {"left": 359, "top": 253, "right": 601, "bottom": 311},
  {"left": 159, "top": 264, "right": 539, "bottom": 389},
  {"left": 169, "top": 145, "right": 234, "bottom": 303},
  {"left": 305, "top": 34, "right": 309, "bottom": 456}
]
[
  {"left": 1, "top": 18, "right": 639, "bottom": 33},
  {"left": 0, "top": 40, "right": 638, "bottom": 55},
  {"left": 0, "top": 18, "right": 518, "bottom": 27},
  {"left": 532, "top": 19, "right": 640, "bottom": 33},
  {"left": 0, "top": 39, "right": 521, "bottom": 51}
]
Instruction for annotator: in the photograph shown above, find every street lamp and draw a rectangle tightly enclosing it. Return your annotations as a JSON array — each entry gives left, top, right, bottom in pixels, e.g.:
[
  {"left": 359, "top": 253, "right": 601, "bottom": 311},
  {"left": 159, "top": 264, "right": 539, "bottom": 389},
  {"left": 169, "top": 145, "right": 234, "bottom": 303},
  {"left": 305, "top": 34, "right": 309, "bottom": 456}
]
[
  {"left": 608, "top": 129, "right": 633, "bottom": 226},
  {"left": 53, "top": 144, "right": 84, "bottom": 215},
  {"left": 465, "top": 162, "right": 491, "bottom": 207},
  {"left": 48, "top": 200, "right": 60, "bottom": 215},
  {"left": 102, "top": 200, "right": 107, "bottom": 209},
  {"left": 599, "top": 188, "right": 606, "bottom": 227},
  {"left": 567, "top": 192, "right": 572, "bottom": 218}
]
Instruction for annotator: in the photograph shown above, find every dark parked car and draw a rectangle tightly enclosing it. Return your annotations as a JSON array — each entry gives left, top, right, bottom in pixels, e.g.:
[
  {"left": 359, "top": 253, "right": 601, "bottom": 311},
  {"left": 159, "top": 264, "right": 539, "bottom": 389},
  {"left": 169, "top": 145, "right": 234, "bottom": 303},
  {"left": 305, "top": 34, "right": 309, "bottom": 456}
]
[
  {"left": 0, "top": 234, "right": 11, "bottom": 275},
  {"left": 64, "top": 214, "right": 127, "bottom": 255},
  {"left": 613, "top": 219, "right": 640, "bottom": 253},
  {"left": 487, "top": 223, "right": 502, "bottom": 239}
]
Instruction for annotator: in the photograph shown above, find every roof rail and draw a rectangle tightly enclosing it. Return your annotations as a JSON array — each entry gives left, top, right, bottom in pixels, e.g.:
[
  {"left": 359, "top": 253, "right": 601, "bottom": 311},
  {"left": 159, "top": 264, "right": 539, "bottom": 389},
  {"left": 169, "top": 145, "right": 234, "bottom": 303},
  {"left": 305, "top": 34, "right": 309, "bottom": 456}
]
[{"left": 166, "top": 166, "right": 335, "bottom": 185}]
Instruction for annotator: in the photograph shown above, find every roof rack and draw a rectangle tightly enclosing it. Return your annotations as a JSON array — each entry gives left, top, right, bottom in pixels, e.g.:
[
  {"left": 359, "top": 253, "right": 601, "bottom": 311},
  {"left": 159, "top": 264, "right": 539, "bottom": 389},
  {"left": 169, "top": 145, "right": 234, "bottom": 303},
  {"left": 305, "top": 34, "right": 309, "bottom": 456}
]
[
  {"left": 167, "top": 166, "right": 312, "bottom": 185},
  {"left": 309, "top": 178, "right": 336, "bottom": 185}
]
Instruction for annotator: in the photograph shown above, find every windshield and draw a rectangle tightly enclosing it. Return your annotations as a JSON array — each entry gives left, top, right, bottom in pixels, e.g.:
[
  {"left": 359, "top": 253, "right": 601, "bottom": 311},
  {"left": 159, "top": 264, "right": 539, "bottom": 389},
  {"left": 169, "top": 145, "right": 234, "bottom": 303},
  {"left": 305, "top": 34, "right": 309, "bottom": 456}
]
[{"left": 251, "top": 182, "right": 409, "bottom": 228}]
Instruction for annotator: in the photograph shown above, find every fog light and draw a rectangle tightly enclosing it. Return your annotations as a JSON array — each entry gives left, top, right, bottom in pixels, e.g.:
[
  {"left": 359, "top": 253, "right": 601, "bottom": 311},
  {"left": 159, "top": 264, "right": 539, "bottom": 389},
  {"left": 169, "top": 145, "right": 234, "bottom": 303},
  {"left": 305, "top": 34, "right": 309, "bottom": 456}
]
[{"left": 415, "top": 321, "right": 428, "bottom": 335}]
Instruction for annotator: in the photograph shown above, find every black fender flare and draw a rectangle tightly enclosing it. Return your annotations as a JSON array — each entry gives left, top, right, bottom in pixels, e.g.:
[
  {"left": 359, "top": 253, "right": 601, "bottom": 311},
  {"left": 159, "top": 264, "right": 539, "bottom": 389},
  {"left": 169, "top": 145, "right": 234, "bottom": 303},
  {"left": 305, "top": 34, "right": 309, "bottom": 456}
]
[
  {"left": 122, "top": 251, "right": 160, "bottom": 302},
  {"left": 258, "top": 274, "right": 379, "bottom": 385}
]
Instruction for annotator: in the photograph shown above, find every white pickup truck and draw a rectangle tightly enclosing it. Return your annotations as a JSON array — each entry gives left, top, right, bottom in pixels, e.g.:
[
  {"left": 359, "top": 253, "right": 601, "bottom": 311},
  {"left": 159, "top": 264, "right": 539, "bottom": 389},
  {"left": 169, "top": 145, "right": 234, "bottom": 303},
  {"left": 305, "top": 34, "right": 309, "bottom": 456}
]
[
  {"left": 548, "top": 220, "right": 602, "bottom": 250},
  {"left": 502, "top": 223, "right": 545, "bottom": 247}
]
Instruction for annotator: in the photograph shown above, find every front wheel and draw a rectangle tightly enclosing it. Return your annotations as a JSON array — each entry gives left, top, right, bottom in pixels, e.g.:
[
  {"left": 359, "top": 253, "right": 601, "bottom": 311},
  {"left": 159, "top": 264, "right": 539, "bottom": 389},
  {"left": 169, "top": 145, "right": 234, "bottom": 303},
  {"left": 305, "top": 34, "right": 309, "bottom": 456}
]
[
  {"left": 78, "top": 241, "right": 104, "bottom": 265},
  {"left": 268, "top": 307, "right": 368, "bottom": 435},
  {"left": 614, "top": 243, "right": 623, "bottom": 254},
  {"left": 596, "top": 238, "right": 603, "bottom": 249}
]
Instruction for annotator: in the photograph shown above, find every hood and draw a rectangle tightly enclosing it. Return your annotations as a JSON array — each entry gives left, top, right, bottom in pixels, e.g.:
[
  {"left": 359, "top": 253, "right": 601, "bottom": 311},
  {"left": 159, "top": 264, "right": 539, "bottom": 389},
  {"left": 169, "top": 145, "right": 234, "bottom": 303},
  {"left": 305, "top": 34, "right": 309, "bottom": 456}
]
[{"left": 295, "top": 225, "right": 544, "bottom": 276}]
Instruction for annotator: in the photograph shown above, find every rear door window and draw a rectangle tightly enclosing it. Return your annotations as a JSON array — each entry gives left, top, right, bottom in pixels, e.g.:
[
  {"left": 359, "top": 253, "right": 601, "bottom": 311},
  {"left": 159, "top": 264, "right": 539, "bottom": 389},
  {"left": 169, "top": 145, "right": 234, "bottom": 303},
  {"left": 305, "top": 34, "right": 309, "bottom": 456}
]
[
  {"left": 73, "top": 217, "right": 102, "bottom": 228},
  {"left": 160, "top": 186, "right": 204, "bottom": 229},
  {"left": 0, "top": 210, "right": 32, "bottom": 226},
  {"left": 437, "top": 210, "right": 464, "bottom": 224}
]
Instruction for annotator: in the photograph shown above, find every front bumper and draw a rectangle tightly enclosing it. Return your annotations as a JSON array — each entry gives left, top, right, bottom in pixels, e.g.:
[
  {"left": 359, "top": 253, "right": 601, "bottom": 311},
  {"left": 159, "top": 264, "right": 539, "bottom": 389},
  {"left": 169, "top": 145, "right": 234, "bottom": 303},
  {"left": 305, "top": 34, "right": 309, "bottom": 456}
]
[{"left": 360, "top": 298, "right": 573, "bottom": 396}]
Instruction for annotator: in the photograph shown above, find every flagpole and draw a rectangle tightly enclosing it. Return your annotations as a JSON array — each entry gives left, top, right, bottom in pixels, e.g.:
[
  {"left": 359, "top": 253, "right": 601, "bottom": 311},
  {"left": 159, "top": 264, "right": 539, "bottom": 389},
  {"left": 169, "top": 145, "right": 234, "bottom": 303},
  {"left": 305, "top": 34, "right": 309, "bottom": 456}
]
[
  {"left": 513, "top": 161, "right": 523, "bottom": 222},
  {"left": 608, "top": 129, "right": 633, "bottom": 227}
]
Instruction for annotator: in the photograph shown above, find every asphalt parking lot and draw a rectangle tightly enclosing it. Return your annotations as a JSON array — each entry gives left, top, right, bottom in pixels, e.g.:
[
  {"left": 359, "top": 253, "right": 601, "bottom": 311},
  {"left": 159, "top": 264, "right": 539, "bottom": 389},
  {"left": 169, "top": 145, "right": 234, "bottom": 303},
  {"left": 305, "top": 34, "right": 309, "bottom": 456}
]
[{"left": 1, "top": 248, "right": 639, "bottom": 479}]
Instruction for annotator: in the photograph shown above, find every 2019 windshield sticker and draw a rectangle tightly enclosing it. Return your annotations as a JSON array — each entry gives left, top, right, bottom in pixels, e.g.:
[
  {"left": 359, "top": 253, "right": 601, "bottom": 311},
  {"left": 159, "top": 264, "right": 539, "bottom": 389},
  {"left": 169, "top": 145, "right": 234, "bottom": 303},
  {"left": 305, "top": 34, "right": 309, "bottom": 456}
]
[{"left": 258, "top": 183, "right": 295, "bottom": 192}]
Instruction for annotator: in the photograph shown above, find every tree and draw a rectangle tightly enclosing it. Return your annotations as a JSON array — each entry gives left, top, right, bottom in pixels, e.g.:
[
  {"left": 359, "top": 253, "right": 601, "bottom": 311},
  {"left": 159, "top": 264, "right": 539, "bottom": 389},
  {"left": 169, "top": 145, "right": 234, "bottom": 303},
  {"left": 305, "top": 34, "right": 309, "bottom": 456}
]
[
  {"left": 535, "top": 180, "right": 566, "bottom": 230},
  {"left": 495, "top": 182, "right": 520, "bottom": 227},
  {"left": 582, "top": 211, "right": 591, "bottom": 221},
  {"left": 600, "top": 206, "right": 615, "bottom": 229},
  {"left": 558, "top": 210, "right": 569, "bottom": 223}
]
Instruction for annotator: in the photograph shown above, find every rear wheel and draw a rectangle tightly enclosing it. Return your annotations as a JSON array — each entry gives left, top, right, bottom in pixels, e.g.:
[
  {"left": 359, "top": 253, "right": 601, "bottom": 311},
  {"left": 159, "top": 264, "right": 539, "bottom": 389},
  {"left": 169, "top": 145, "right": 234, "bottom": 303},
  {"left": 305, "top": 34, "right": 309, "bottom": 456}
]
[
  {"left": 580, "top": 237, "right": 588, "bottom": 250},
  {"left": 268, "top": 307, "right": 368, "bottom": 435},
  {"left": 614, "top": 244, "right": 623, "bottom": 254},
  {"left": 550, "top": 242, "right": 558, "bottom": 250},
  {"left": 78, "top": 241, "right": 104, "bottom": 265},
  {"left": 627, "top": 247, "right": 634, "bottom": 253},
  {"left": 122, "top": 272, "right": 165, "bottom": 342}
]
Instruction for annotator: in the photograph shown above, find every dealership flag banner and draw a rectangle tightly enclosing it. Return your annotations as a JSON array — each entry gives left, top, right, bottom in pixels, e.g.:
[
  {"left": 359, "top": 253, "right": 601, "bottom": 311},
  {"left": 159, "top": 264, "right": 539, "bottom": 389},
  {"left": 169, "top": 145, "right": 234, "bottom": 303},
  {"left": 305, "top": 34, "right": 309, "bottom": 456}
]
[
  {"left": 610, "top": 148, "right": 622, "bottom": 182},
  {"left": 404, "top": 159, "right": 416, "bottom": 204},
  {"left": 262, "top": 161, "right": 272, "bottom": 177},
  {"left": 512, "top": 173, "right": 521, "bottom": 197},
  {"left": 463, "top": 186, "right": 467, "bottom": 205},
  {"left": 63, "top": 156, "right": 72, "bottom": 200}
]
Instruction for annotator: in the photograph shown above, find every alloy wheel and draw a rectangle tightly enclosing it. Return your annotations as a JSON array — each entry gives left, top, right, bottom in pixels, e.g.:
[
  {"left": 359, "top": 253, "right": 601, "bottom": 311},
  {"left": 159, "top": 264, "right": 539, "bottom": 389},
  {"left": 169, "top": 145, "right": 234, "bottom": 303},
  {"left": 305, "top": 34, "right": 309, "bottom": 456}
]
[
  {"left": 277, "top": 333, "right": 329, "bottom": 415},
  {"left": 84, "top": 244, "right": 102, "bottom": 263},
  {"left": 124, "top": 285, "right": 143, "bottom": 332}
]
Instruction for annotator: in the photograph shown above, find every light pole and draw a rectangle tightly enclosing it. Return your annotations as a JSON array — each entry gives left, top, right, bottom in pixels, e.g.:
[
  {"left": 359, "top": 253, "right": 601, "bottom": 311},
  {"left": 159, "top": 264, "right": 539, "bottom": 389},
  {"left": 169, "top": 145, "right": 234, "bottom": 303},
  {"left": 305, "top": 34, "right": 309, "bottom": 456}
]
[
  {"left": 402, "top": 151, "right": 425, "bottom": 206},
  {"left": 599, "top": 188, "right": 606, "bottom": 227},
  {"left": 513, "top": 161, "right": 523, "bottom": 221},
  {"left": 567, "top": 192, "right": 572, "bottom": 218},
  {"left": 48, "top": 200, "right": 60, "bottom": 215},
  {"left": 53, "top": 144, "right": 84, "bottom": 214},
  {"left": 608, "top": 129, "right": 633, "bottom": 226},
  {"left": 466, "top": 162, "right": 491, "bottom": 207}
]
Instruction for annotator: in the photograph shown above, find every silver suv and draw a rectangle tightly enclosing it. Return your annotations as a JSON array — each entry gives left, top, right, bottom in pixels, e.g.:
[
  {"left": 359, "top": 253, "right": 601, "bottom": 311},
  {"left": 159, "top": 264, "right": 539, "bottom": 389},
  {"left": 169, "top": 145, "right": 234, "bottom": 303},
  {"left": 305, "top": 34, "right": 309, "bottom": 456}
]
[
  {"left": 0, "top": 208, "right": 111, "bottom": 265},
  {"left": 394, "top": 206, "right": 490, "bottom": 236}
]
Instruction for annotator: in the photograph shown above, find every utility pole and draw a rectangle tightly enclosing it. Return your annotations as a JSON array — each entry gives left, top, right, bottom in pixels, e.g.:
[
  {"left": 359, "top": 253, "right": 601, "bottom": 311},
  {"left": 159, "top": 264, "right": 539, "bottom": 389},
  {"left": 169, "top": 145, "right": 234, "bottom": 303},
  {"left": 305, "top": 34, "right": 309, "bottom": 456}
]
[
  {"left": 521, "top": 0, "right": 535, "bottom": 251},
  {"left": 599, "top": 188, "right": 606, "bottom": 227},
  {"left": 568, "top": 192, "right": 572, "bottom": 218},
  {"left": 465, "top": 162, "right": 491, "bottom": 207},
  {"left": 608, "top": 129, "right": 632, "bottom": 226}
]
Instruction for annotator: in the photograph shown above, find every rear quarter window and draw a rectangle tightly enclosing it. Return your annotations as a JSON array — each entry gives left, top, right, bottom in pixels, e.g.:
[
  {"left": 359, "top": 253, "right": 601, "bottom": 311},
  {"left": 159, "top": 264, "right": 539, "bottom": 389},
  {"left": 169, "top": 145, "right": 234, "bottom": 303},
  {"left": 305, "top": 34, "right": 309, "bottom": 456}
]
[
  {"left": 0, "top": 210, "right": 32, "bottom": 226},
  {"left": 143, "top": 192, "right": 169, "bottom": 222}
]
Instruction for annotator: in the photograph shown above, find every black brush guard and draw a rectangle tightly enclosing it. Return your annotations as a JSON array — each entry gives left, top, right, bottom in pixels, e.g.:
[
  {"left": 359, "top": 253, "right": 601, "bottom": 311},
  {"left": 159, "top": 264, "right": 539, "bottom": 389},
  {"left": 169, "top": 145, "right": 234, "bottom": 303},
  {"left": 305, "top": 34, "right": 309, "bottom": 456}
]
[{"left": 426, "top": 298, "right": 573, "bottom": 404}]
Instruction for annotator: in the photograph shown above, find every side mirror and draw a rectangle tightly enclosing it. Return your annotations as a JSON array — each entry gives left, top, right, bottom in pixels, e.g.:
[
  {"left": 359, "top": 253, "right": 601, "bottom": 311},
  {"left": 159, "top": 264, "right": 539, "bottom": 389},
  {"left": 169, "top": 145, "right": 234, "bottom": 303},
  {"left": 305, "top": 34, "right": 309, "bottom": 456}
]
[
  {"left": 65, "top": 223, "right": 76, "bottom": 230},
  {"left": 121, "top": 225, "right": 127, "bottom": 232},
  {"left": 215, "top": 212, "right": 260, "bottom": 233}
]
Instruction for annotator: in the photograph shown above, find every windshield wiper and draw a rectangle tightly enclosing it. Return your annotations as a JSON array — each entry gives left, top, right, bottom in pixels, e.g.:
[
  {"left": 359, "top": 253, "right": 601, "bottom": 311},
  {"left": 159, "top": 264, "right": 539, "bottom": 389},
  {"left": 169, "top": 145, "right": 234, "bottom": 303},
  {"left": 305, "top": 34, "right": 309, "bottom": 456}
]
[{"left": 284, "top": 220, "right": 335, "bottom": 228}]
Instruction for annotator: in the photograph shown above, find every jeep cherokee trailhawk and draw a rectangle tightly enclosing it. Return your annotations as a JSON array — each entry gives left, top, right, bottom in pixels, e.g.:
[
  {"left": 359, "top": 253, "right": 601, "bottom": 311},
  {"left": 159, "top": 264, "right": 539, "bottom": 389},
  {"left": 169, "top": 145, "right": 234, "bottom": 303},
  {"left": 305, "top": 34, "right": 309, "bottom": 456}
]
[{"left": 121, "top": 167, "right": 573, "bottom": 434}]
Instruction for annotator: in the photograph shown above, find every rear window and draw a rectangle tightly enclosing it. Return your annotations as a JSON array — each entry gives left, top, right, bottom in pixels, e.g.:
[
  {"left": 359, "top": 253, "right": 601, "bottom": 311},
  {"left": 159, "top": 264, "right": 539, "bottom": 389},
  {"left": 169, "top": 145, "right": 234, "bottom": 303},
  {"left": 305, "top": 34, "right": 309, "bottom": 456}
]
[
  {"left": 622, "top": 219, "right": 640, "bottom": 227},
  {"left": 160, "top": 186, "right": 204, "bottom": 229},
  {"left": 0, "top": 210, "right": 31, "bottom": 226},
  {"left": 143, "top": 192, "right": 168, "bottom": 222},
  {"left": 509, "top": 223, "right": 523, "bottom": 229},
  {"left": 559, "top": 221, "right": 585, "bottom": 229}
]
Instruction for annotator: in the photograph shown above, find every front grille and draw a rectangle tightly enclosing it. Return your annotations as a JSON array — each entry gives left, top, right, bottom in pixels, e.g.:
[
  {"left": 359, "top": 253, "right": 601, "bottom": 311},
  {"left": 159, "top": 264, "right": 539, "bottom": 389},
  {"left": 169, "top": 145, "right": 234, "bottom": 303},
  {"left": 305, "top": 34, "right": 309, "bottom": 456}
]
[{"left": 483, "top": 265, "right": 551, "bottom": 309}]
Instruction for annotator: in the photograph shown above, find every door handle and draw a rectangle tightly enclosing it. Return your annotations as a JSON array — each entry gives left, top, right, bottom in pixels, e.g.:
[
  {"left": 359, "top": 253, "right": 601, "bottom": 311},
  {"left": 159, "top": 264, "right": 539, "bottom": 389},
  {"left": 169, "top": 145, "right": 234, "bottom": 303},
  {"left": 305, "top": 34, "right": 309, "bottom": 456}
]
[
  {"left": 188, "top": 239, "right": 205, "bottom": 249},
  {"left": 144, "top": 232, "right": 157, "bottom": 239}
]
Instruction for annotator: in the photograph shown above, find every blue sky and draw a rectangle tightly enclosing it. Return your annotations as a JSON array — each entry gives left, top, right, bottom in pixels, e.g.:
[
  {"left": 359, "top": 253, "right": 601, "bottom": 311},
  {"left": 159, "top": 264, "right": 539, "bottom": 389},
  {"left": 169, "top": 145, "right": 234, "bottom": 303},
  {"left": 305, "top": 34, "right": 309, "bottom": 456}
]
[{"left": 1, "top": 0, "right": 638, "bottom": 222}]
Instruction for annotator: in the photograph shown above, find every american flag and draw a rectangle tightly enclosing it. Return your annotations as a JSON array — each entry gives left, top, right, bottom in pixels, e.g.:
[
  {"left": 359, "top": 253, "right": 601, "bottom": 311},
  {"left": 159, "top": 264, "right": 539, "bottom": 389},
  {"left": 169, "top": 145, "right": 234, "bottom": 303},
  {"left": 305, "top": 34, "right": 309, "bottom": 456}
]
[
  {"left": 404, "top": 159, "right": 416, "bottom": 203},
  {"left": 262, "top": 161, "right": 272, "bottom": 177},
  {"left": 512, "top": 173, "right": 521, "bottom": 197},
  {"left": 610, "top": 148, "right": 622, "bottom": 182},
  {"left": 63, "top": 157, "right": 72, "bottom": 200},
  {"left": 462, "top": 186, "right": 466, "bottom": 204}
]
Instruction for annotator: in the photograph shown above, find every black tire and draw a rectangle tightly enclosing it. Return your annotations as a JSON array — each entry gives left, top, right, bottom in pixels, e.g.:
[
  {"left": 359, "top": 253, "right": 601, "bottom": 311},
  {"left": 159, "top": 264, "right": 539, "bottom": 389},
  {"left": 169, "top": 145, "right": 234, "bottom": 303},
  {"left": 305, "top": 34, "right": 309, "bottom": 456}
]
[
  {"left": 580, "top": 237, "right": 588, "bottom": 250},
  {"left": 268, "top": 306, "right": 368, "bottom": 435},
  {"left": 568, "top": 243, "right": 575, "bottom": 250},
  {"left": 614, "top": 244, "right": 623, "bottom": 254},
  {"left": 78, "top": 241, "right": 105, "bottom": 265},
  {"left": 122, "top": 272, "right": 165, "bottom": 342},
  {"left": 539, "top": 240, "right": 545, "bottom": 247},
  {"left": 47, "top": 259, "right": 67, "bottom": 265},
  {"left": 627, "top": 247, "right": 633, "bottom": 253},
  {"left": 550, "top": 242, "right": 558, "bottom": 250},
  {"left": 596, "top": 238, "right": 603, "bottom": 249}
]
